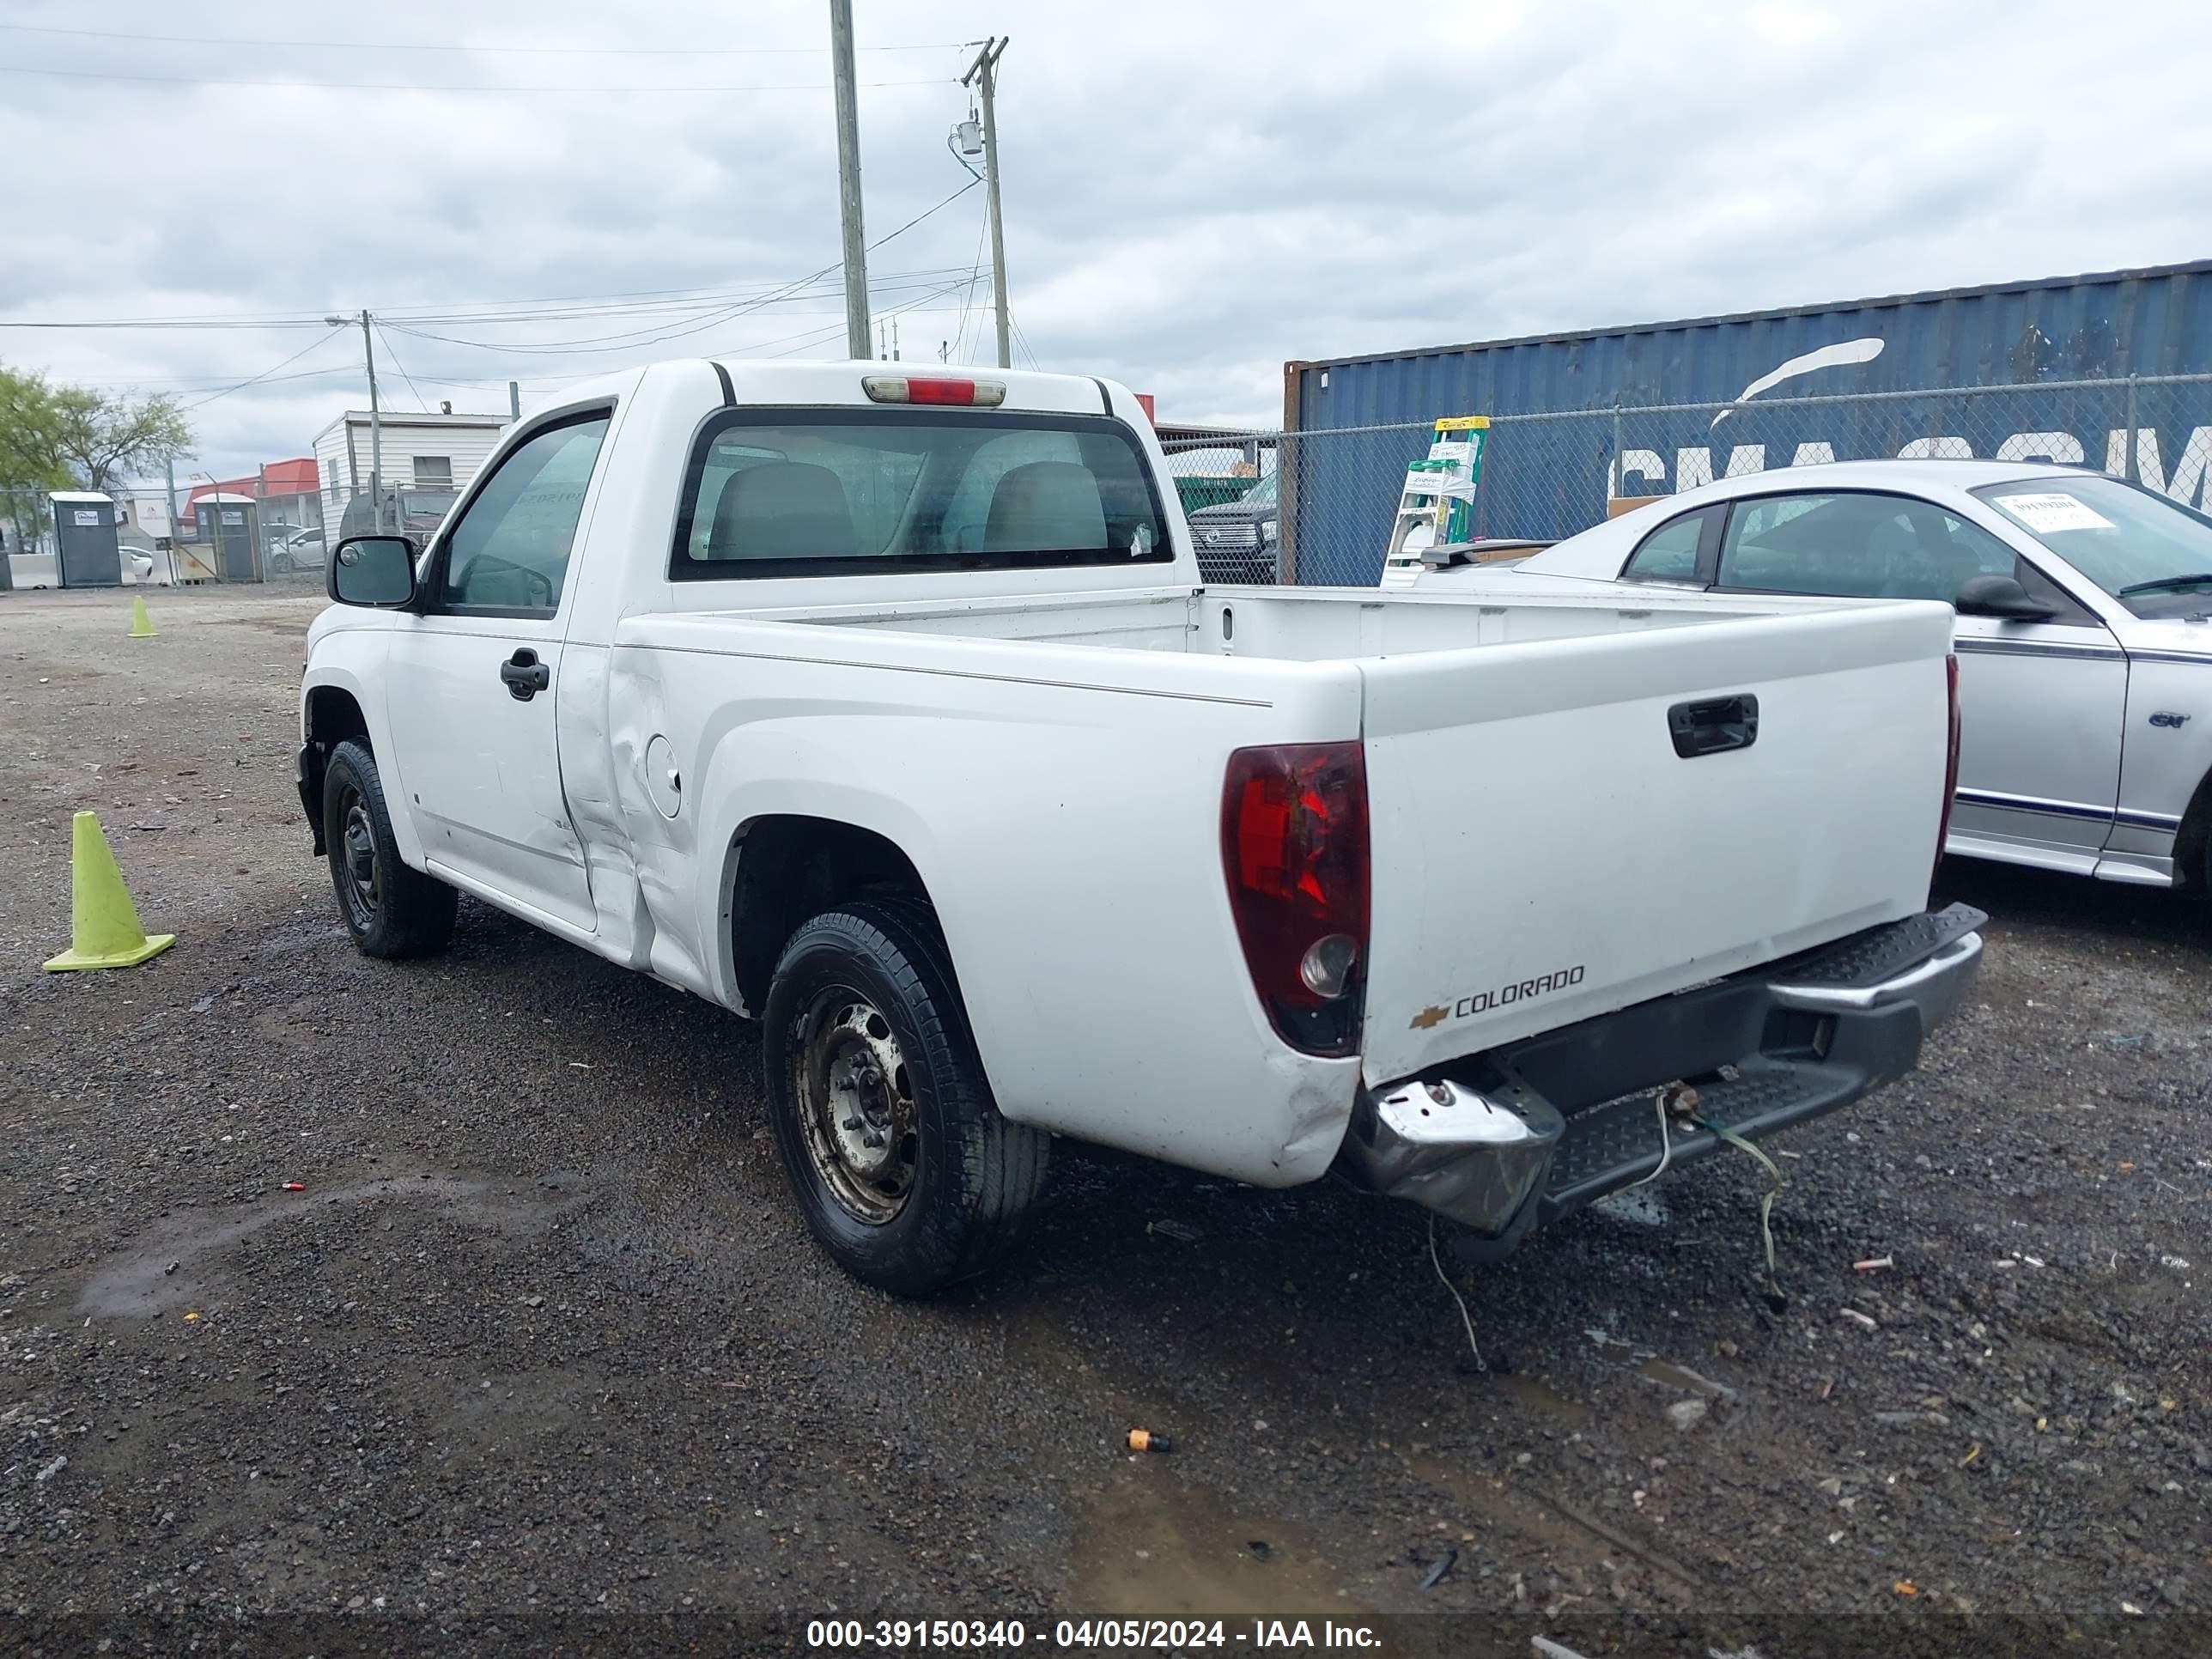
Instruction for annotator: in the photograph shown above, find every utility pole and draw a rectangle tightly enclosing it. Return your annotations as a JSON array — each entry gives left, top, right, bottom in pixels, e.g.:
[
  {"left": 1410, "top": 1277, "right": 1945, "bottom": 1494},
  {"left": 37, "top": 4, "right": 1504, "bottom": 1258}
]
[
  {"left": 829, "top": 0, "right": 872, "bottom": 361},
  {"left": 963, "top": 36, "right": 1012, "bottom": 369},
  {"left": 163, "top": 455, "right": 179, "bottom": 583},
  {"left": 508, "top": 380, "right": 520, "bottom": 421},
  {"left": 326, "top": 309, "right": 382, "bottom": 532}
]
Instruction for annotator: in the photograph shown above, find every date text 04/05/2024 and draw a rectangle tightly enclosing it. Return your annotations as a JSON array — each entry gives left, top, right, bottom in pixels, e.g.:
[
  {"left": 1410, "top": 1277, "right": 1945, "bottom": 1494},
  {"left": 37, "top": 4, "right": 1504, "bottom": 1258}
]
[{"left": 805, "top": 1618, "right": 1384, "bottom": 1649}]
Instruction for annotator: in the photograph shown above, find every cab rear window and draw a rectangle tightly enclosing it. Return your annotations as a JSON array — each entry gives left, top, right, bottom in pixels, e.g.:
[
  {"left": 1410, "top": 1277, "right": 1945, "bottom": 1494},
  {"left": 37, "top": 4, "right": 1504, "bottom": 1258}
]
[{"left": 670, "top": 407, "right": 1173, "bottom": 580}]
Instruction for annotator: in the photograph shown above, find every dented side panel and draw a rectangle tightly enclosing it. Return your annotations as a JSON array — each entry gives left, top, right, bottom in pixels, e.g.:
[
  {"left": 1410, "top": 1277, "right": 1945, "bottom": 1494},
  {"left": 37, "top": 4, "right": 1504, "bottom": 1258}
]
[{"left": 628, "top": 617, "right": 1369, "bottom": 1188}]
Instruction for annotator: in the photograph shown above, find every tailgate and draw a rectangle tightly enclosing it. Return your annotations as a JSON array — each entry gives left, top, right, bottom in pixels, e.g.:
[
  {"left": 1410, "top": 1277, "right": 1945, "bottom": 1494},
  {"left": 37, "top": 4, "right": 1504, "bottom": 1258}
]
[{"left": 1358, "top": 601, "right": 1956, "bottom": 1086}]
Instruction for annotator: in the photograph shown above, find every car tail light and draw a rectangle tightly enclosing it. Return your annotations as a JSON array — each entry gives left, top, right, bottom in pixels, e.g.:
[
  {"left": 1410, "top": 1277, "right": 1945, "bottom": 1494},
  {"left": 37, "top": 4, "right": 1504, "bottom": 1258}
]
[
  {"left": 1934, "top": 653, "right": 1961, "bottom": 891},
  {"left": 1221, "top": 742, "right": 1370, "bottom": 1057},
  {"left": 860, "top": 374, "right": 1006, "bottom": 407}
]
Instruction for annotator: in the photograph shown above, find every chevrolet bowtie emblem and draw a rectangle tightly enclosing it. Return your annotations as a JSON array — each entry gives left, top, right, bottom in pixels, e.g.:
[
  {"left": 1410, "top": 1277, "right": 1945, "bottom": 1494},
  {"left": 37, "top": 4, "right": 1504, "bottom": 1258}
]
[{"left": 1408, "top": 1005, "right": 1449, "bottom": 1030}]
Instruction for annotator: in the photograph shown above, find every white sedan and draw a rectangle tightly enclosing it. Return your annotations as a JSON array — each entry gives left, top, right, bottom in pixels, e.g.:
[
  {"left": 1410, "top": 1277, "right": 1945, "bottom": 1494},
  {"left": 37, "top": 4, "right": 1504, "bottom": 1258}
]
[{"left": 1395, "top": 459, "right": 2212, "bottom": 893}]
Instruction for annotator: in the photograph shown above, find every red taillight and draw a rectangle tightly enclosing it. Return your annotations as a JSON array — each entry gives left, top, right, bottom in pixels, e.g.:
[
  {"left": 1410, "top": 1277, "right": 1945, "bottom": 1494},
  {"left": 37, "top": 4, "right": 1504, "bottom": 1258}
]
[
  {"left": 1221, "top": 742, "right": 1370, "bottom": 1057},
  {"left": 908, "top": 378, "right": 977, "bottom": 404},
  {"left": 1934, "top": 653, "right": 1961, "bottom": 892}
]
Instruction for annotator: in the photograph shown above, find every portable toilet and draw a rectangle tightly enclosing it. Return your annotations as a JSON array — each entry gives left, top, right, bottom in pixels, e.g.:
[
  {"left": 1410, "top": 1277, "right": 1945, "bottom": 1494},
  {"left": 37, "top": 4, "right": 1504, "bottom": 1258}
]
[
  {"left": 200, "top": 493, "right": 261, "bottom": 581},
  {"left": 50, "top": 491, "right": 124, "bottom": 588}
]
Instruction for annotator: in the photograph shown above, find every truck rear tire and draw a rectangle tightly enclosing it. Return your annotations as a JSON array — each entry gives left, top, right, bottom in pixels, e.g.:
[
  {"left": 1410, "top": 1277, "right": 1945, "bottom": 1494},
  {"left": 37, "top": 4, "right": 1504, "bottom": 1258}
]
[
  {"left": 322, "top": 738, "right": 458, "bottom": 960},
  {"left": 762, "top": 898, "right": 1049, "bottom": 1297}
]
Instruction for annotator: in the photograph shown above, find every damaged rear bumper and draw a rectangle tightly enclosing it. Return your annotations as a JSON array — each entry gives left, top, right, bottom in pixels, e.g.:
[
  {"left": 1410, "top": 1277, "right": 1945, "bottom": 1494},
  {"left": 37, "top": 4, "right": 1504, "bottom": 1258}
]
[{"left": 1339, "top": 903, "right": 1985, "bottom": 1259}]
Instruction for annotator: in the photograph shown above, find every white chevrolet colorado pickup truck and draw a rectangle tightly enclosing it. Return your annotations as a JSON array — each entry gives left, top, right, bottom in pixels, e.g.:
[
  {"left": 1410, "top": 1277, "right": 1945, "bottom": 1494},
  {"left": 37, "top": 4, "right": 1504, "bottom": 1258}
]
[{"left": 298, "top": 359, "right": 1983, "bottom": 1294}]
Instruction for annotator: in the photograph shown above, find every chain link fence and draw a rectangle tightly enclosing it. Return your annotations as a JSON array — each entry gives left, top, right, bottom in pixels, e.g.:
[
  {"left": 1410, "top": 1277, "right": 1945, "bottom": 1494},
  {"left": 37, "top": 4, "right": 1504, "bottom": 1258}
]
[
  {"left": 1161, "top": 372, "right": 2212, "bottom": 587},
  {"left": 0, "top": 477, "right": 331, "bottom": 589}
]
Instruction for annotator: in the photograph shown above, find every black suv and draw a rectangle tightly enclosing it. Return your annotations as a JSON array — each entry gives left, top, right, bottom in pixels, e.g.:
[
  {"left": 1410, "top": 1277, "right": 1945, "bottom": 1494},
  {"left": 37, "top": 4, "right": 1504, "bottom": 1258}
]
[{"left": 1184, "top": 474, "right": 1278, "bottom": 583}]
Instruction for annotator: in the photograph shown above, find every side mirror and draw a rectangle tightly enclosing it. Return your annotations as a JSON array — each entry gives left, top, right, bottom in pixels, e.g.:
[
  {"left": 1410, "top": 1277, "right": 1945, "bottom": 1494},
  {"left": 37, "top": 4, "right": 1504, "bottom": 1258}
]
[
  {"left": 329, "top": 535, "right": 416, "bottom": 607},
  {"left": 1954, "top": 573, "right": 2055, "bottom": 622}
]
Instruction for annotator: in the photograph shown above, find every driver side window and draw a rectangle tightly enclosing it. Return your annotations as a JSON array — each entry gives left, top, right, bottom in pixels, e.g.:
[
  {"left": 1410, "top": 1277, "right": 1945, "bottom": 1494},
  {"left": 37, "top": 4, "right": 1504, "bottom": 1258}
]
[{"left": 439, "top": 412, "right": 611, "bottom": 612}]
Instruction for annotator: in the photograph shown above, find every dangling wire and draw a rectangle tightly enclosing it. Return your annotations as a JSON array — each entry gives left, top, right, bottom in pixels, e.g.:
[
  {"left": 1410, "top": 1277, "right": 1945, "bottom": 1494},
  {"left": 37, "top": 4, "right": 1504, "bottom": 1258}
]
[
  {"left": 1428, "top": 1213, "right": 1486, "bottom": 1372},
  {"left": 1622, "top": 1081, "right": 1700, "bottom": 1193},
  {"left": 1698, "top": 1116, "right": 1789, "bottom": 1297}
]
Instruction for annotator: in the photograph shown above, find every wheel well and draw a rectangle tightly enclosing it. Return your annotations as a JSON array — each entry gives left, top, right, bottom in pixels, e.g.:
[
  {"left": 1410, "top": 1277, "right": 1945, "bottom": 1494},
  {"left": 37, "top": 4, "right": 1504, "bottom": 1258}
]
[
  {"left": 300, "top": 688, "right": 370, "bottom": 854},
  {"left": 2172, "top": 766, "right": 2212, "bottom": 892},
  {"left": 304, "top": 685, "right": 369, "bottom": 757},
  {"left": 729, "top": 817, "right": 932, "bottom": 1013}
]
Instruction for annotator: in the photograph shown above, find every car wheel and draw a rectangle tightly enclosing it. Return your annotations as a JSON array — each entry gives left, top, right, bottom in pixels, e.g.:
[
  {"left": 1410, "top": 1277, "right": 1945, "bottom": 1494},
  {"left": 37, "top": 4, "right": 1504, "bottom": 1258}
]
[
  {"left": 762, "top": 898, "right": 1049, "bottom": 1296},
  {"left": 322, "top": 738, "right": 458, "bottom": 959}
]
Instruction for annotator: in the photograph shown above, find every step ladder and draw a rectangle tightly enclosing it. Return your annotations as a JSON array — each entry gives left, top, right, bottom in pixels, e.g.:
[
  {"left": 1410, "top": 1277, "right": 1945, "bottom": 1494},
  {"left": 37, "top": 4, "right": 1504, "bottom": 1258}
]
[
  {"left": 1382, "top": 461, "right": 1460, "bottom": 565},
  {"left": 1381, "top": 416, "right": 1488, "bottom": 584}
]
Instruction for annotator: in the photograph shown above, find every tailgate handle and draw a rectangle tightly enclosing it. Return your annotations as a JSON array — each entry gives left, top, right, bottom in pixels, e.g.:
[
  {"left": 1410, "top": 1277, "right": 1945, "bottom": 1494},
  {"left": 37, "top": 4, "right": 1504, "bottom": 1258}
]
[{"left": 1668, "top": 693, "right": 1759, "bottom": 758}]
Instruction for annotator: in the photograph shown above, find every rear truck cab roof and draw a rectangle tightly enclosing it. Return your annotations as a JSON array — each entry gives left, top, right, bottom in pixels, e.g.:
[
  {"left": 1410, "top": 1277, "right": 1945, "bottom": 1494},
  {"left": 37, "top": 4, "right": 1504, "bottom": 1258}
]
[
  {"left": 300, "top": 356, "right": 1983, "bottom": 1294},
  {"left": 536, "top": 360, "right": 1206, "bottom": 636}
]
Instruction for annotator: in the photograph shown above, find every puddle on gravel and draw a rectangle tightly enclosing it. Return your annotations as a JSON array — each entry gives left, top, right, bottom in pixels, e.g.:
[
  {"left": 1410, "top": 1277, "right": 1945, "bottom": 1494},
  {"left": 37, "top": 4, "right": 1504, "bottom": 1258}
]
[
  {"left": 1404, "top": 1454, "right": 1589, "bottom": 1557},
  {"left": 1071, "top": 1474, "right": 1363, "bottom": 1617},
  {"left": 1490, "top": 1371, "right": 1593, "bottom": 1429},
  {"left": 1635, "top": 1359, "right": 1732, "bottom": 1398},
  {"left": 1405, "top": 1453, "right": 1703, "bottom": 1591},
  {"left": 76, "top": 1172, "right": 599, "bottom": 1317}
]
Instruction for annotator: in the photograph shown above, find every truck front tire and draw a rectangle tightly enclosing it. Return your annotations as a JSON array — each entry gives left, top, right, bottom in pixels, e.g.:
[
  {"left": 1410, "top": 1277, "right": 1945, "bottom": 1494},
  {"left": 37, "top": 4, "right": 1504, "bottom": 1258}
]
[
  {"left": 322, "top": 738, "right": 458, "bottom": 960},
  {"left": 762, "top": 899, "right": 1049, "bottom": 1297}
]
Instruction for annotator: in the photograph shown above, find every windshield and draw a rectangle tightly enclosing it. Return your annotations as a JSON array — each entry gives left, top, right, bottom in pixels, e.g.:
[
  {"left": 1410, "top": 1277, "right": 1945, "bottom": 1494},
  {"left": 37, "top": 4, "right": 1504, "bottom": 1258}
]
[
  {"left": 1243, "top": 474, "right": 1277, "bottom": 509},
  {"left": 1974, "top": 475, "right": 2212, "bottom": 617},
  {"left": 400, "top": 491, "right": 457, "bottom": 520}
]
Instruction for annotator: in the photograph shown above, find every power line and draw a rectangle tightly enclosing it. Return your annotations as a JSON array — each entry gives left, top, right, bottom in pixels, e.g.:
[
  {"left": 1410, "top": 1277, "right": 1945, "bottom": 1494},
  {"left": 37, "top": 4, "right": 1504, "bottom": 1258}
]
[
  {"left": 0, "top": 313, "right": 334, "bottom": 331},
  {"left": 952, "top": 198, "right": 993, "bottom": 362},
  {"left": 866, "top": 177, "right": 980, "bottom": 258},
  {"left": 759, "top": 276, "right": 974, "bottom": 361},
  {"left": 381, "top": 273, "right": 970, "bottom": 356},
  {"left": 71, "top": 365, "right": 361, "bottom": 393},
  {"left": 374, "top": 183, "right": 983, "bottom": 361},
  {"left": 28, "top": 183, "right": 994, "bottom": 410},
  {"left": 0, "top": 21, "right": 969, "bottom": 56},
  {"left": 378, "top": 269, "right": 964, "bottom": 325},
  {"left": 386, "top": 287, "right": 983, "bottom": 385},
  {"left": 0, "top": 64, "right": 957, "bottom": 94},
  {"left": 743, "top": 277, "right": 972, "bottom": 359},
  {"left": 372, "top": 324, "right": 432, "bottom": 413},
  {"left": 181, "top": 327, "right": 349, "bottom": 410},
  {"left": 0, "top": 266, "right": 978, "bottom": 331}
]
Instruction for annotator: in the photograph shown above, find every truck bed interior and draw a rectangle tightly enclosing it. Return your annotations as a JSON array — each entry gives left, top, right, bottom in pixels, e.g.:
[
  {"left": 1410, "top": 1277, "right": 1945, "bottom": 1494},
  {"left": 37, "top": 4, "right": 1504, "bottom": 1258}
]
[{"left": 739, "top": 585, "right": 1812, "bottom": 661}]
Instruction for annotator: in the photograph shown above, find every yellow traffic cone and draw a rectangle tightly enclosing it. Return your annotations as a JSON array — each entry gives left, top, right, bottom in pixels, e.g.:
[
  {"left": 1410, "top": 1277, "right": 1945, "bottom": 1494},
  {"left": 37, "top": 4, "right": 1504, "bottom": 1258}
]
[
  {"left": 42, "top": 811, "right": 176, "bottom": 972},
  {"left": 128, "top": 596, "right": 157, "bottom": 639}
]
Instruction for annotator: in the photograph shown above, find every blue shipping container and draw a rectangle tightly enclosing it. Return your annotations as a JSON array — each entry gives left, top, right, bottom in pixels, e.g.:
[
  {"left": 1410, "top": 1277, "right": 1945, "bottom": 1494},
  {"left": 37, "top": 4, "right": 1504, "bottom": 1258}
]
[{"left": 1285, "top": 260, "right": 2212, "bottom": 576}]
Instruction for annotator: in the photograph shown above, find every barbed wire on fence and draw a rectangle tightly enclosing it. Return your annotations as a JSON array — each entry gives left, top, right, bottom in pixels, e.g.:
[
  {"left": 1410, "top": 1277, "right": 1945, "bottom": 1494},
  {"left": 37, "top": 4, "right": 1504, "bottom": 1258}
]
[{"left": 1155, "top": 371, "right": 2212, "bottom": 586}]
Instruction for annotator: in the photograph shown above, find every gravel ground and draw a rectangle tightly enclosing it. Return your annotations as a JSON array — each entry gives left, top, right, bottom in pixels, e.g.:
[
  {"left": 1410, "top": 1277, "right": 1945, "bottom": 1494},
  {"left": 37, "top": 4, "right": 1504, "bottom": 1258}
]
[{"left": 0, "top": 585, "right": 2205, "bottom": 1656}]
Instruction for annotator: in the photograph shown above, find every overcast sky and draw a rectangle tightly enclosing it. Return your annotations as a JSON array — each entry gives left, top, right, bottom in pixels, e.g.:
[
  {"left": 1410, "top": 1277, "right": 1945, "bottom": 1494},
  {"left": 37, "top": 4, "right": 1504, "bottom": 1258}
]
[{"left": 3, "top": 0, "right": 2209, "bottom": 483}]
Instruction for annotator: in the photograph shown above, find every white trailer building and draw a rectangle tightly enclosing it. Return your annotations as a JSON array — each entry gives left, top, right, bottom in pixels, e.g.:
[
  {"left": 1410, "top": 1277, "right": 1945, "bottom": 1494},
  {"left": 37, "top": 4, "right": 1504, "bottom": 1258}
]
[{"left": 311, "top": 409, "right": 511, "bottom": 527}]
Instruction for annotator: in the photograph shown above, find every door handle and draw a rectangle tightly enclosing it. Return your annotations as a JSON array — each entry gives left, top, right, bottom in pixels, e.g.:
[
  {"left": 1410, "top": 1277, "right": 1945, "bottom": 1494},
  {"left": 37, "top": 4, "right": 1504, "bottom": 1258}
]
[
  {"left": 500, "top": 648, "right": 551, "bottom": 702},
  {"left": 1668, "top": 692, "right": 1759, "bottom": 758}
]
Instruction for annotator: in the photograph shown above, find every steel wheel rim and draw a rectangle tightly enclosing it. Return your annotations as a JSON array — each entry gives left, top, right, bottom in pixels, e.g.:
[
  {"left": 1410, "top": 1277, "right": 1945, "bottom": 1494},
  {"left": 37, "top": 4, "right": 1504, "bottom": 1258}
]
[
  {"left": 337, "top": 788, "right": 380, "bottom": 926},
  {"left": 795, "top": 986, "right": 918, "bottom": 1225}
]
